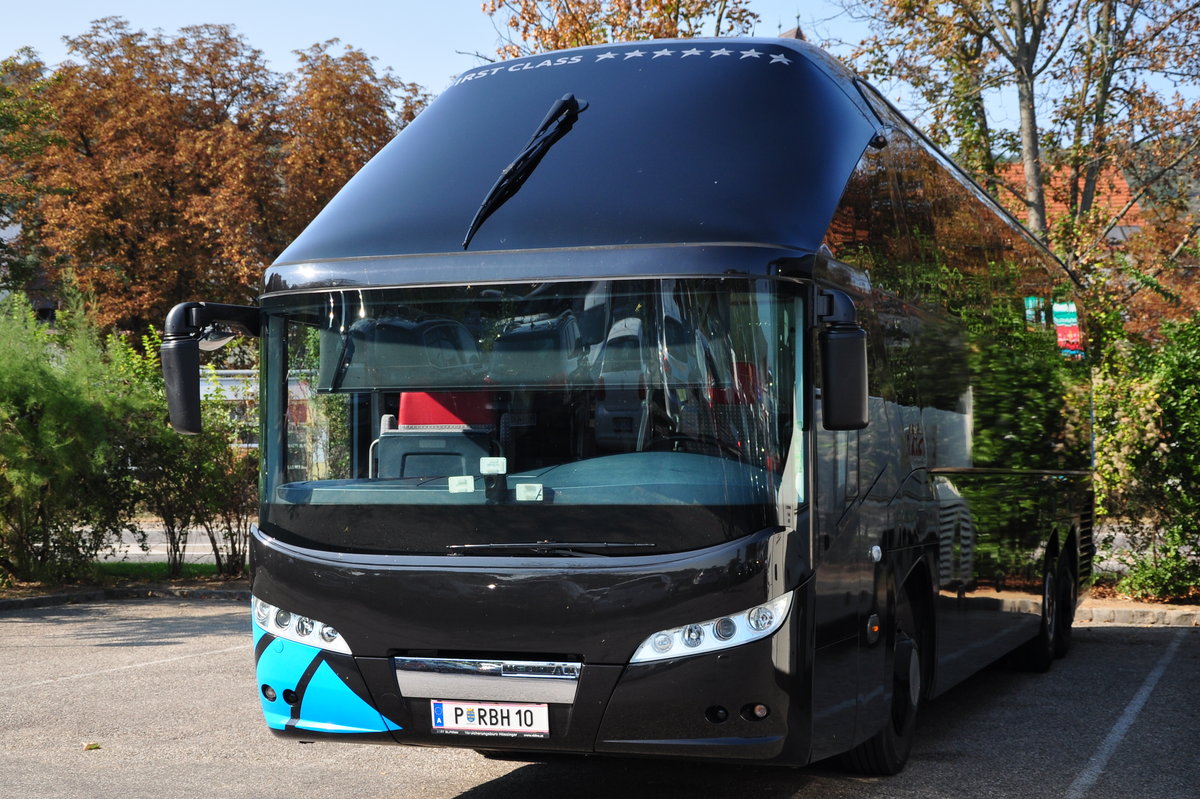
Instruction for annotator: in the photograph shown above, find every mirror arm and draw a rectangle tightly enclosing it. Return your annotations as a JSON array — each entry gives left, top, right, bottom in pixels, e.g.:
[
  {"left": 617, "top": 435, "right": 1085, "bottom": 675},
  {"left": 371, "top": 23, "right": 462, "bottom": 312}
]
[
  {"left": 163, "top": 302, "right": 261, "bottom": 343},
  {"left": 161, "top": 302, "right": 260, "bottom": 435},
  {"left": 816, "top": 288, "right": 858, "bottom": 327}
]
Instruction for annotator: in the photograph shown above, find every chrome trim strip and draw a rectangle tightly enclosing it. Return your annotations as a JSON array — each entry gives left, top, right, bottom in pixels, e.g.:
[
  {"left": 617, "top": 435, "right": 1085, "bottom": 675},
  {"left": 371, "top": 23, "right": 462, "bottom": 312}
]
[{"left": 394, "top": 657, "right": 582, "bottom": 704}]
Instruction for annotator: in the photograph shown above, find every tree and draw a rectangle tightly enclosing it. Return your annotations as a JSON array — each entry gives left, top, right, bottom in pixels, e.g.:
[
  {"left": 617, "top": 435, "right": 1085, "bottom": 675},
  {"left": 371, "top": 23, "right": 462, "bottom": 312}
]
[
  {"left": 844, "top": 0, "right": 1096, "bottom": 240},
  {"left": 842, "top": 0, "right": 1200, "bottom": 347},
  {"left": 0, "top": 51, "right": 55, "bottom": 293},
  {"left": 6, "top": 18, "right": 428, "bottom": 340},
  {"left": 280, "top": 40, "right": 429, "bottom": 237},
  {"left": 482, "top": 0, "right": 760, "bottom": 57},
  {"left": 1046, "top": 1, "right": 1200, "bottom": 344},
  {"left": 15, "top": 19, "right": 284, "bottom": 335}
]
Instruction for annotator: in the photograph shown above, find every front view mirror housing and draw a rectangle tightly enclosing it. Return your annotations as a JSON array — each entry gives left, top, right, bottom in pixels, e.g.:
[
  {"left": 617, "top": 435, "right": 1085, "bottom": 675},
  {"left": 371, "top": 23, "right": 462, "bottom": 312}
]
[{"left": 161, "top": 302, "right": 261, "bottom": 434}]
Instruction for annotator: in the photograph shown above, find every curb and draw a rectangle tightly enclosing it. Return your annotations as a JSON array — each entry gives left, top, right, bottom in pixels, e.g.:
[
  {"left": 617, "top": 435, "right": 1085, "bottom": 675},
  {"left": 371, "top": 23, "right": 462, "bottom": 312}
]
[
  {"left": 0, "top": 586, "right": 251, "bottom": 612},
  {"left": 1076, "top": 606, "right": 1199, "bottom": 627}
]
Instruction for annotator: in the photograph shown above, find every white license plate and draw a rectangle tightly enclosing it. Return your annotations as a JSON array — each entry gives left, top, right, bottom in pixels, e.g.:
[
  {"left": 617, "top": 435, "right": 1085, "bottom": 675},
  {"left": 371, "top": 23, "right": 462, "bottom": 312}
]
[{"left": 430, "top": 700, "right": 550, "bottom": 738}]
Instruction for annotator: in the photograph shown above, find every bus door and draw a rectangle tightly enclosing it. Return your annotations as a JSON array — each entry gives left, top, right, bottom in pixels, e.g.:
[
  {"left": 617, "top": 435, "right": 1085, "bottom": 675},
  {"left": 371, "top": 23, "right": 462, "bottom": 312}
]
[{"left": 809, "top": 412, "right": 868, "bottom": 759}]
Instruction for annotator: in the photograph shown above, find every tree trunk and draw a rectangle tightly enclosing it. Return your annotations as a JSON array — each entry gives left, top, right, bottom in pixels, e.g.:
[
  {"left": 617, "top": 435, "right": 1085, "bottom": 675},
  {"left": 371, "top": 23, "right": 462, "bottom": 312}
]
[{"left": 1016, "top": 72, "right": 1048, "bottom": 239}]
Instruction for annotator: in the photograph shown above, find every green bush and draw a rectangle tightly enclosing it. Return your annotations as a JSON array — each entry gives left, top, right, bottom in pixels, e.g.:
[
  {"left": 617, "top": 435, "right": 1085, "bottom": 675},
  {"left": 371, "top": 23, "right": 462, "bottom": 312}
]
[
  {"left": 0, "top": 294, "right": 142, "bottom": 582},
  {"left": 0, "top": 293, "right": 258, "bottom": 584},
  {"left": 112, "top": 332, "right": 258, "bottom": 578},
  {"left": 192, "top": 374, "right": 258, "bottom": 578},
  {"left": 1095, "top": 316, "right": 1200, "bottom": 601}
]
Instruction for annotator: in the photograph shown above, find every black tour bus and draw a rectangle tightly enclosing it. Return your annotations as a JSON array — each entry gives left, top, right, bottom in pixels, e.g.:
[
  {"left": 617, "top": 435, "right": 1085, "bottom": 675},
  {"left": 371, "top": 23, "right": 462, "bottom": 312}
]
[{"left": 162, "top": 37, "right": 1093, "bottom": 774}]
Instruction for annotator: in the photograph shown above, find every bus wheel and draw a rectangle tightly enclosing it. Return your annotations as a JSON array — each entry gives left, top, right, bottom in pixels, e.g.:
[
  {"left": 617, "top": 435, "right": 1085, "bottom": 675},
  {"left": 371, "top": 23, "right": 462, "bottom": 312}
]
[
  {"left": 1015, "top": 559, "right": 1058, "bottom": 672},
  {"left": 1054, "top": 558, "right": 1076, "bottom": 659},
  {"left": 842, "top": 589, "right": 922, "bottom": 775}
]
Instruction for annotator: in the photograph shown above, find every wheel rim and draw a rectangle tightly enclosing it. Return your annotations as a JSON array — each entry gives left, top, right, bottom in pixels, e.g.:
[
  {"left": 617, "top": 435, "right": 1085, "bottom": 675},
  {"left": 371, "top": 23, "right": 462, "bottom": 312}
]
[
  {"left": 907, "top": 646, "right": 921, "bottom": 708},
  {"left": 1043, "top": 569, "right": 1057, "bottom": 642}
]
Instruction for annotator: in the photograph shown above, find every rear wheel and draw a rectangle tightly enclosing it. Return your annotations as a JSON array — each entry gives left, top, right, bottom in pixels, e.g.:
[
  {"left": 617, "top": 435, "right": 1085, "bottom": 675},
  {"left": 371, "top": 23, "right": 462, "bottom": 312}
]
[
  {"left": 842, "top": 587, "right": 923, "bottom": 775},
  {"left": 1054, "top": 557, "right": 1076, "bottom": 659},
  {"left": 1015, "top": 559, "right": 1058, "bottom": 672}
]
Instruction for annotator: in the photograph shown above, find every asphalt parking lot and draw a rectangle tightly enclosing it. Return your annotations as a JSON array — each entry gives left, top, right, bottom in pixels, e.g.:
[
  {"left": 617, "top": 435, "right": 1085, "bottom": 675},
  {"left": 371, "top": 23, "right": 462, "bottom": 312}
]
[{"left": 2, "top": 599, "right": 1196, "bottom": 799}]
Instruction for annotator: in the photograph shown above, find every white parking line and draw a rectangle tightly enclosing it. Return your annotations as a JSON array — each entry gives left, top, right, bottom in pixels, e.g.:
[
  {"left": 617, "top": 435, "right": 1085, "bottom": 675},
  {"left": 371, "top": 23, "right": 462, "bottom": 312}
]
[
  {"left": 1063, "top": 630, "right": 1186, "bottom": 799},
  {"left": 1, "top": 644, "right": 246, "bottom": 693}
]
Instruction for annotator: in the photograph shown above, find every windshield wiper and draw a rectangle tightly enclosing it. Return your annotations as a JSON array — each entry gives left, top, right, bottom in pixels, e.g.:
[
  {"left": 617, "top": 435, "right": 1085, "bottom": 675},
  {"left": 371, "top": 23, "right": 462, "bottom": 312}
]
[
  {"left": 446, "top": 540, "right": 655, "bottom": 557},
  {"left": 462, "top": 93, "right": 588, "bottom": 250}
]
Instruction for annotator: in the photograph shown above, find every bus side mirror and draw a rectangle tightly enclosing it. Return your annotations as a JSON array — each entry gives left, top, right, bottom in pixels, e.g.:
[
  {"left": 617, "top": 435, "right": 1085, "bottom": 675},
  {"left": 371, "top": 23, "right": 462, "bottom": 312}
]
[
  {"left": 818, "top": 289, "right": 869, "bottom": 431},
  {"left": 162, "top": 335, "right": 203, "bottom": 434},
  {"left": 161, "top": 302, "right": 261, "bottom": 435}
]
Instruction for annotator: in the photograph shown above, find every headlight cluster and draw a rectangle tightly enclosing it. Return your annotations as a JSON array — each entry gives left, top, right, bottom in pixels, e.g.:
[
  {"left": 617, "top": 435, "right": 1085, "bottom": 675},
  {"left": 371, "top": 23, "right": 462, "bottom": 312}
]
[
  {"left": 252, "top": 596, "right": 351, "bottom": 655},
  {"left": 630, "top": 594, "right": 793, "bottom": 664}
]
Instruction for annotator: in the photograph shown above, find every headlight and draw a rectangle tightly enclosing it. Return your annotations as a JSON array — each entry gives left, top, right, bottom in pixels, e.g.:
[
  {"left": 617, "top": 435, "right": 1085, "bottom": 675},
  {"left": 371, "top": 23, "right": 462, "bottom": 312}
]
[
  {"left": 252, "top": 596, "right": 351, "bottom": 655},
  {"left": 629, "top": 594, "right": 793, "bottom": 664}
]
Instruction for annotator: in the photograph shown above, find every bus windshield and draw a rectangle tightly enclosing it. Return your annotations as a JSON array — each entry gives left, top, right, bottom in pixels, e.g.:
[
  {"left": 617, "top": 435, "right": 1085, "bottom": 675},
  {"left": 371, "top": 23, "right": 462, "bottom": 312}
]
[{"left": 260, "top": 278, "right": 799, "bottom": 555}]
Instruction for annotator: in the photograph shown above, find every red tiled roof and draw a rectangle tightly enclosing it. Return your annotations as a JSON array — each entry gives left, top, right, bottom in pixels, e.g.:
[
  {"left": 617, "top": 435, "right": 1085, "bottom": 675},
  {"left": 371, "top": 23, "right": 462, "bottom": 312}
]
[{"left": 996, "top": 162, "right": 1145, "bottom": 230}]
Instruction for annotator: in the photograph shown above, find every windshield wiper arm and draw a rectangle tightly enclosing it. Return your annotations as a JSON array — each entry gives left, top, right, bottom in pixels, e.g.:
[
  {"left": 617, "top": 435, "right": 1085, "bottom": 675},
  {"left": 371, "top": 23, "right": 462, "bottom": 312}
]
[
  {"left": 328, "top": 331, "right": 355, "bottom": 392},
  {"left": 462, "top": 93, "right": 588, "bottom": 250},
  {"left": 446, "top": 540, "right": 655, "bottom": 557}
]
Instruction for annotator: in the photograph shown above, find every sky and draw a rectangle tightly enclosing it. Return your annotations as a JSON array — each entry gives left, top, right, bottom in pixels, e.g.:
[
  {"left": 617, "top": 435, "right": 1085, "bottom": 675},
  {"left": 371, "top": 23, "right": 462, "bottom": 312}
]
[{"left": 0, "top": 0, "right": 866, "bottom": 95}]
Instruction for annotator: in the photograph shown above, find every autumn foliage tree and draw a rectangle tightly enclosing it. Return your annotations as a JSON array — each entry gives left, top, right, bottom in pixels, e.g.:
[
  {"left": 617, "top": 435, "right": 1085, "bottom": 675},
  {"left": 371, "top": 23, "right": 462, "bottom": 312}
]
[
  {"left": 280, "top": 40, "right": 430, "bottom": 236},
  {"left": 841, "top": 0, "right": 1200, "bottom": 341},
  {"left": 0, "top": 50, "right": 55, "bottom": 293},
  {"left": 1, "top": 18, "right": 427, "bottom": 338},
  {"left": 482, "top": 0, "right": 760, "bottom": 57}
]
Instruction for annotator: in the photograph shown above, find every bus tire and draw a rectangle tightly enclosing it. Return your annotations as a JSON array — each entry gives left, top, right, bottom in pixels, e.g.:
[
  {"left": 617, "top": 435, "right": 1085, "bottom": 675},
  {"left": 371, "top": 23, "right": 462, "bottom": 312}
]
[
  {"left": 842, "top": 587, "right": 922, "bottom": 775},
  {"left": 1054, "top": 557, "right": 1076, "bottom": 659},
  {"left": 1016, "top": 559, "right": 1058, "bottom": 672}
]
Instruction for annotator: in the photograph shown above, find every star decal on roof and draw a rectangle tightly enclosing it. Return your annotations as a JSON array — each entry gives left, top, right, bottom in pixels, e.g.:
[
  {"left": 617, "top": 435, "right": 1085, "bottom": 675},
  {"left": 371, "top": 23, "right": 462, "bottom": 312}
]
[{"left": 451, "top": 45, "right": 798, "bottom": 88}]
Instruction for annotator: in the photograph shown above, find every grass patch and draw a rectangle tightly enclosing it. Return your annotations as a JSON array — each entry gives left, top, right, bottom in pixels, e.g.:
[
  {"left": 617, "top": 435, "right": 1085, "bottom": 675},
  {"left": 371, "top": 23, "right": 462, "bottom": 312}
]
[
  {"left": 0, "top": 560, "right": 247, "bottom": 599},
  {"left": 92, "top": 561, "right": 223, "bottom": 582}
]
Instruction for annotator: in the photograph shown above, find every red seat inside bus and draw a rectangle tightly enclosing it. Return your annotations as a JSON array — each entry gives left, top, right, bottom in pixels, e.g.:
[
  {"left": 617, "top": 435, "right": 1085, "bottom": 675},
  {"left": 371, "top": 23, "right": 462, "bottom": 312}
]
[{"left": 378, "top": 392, "right": 497, "bottom": 478}]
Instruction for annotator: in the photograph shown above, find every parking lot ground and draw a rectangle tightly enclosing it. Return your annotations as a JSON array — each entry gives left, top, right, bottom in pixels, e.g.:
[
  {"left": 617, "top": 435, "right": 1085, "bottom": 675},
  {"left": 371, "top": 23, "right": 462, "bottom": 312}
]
[{"left": 1, "top": 600, "right": 1197, "bottom": 799}]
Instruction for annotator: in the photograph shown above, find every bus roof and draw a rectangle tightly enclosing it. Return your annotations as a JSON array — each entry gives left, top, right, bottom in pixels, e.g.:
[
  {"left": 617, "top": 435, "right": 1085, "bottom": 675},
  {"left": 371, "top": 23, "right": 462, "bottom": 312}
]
[{"left": 266, "top": 38, "right": 881, "bottom": 292}]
